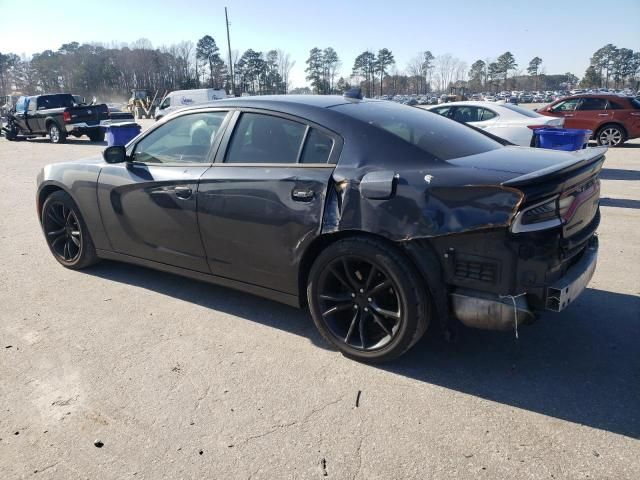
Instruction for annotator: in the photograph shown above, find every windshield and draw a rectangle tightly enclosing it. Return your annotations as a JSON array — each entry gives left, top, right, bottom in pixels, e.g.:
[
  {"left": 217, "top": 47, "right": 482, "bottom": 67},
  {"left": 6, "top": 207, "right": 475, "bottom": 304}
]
[{"left": 332, "top": 101, "right": 501, "bottom": 160}]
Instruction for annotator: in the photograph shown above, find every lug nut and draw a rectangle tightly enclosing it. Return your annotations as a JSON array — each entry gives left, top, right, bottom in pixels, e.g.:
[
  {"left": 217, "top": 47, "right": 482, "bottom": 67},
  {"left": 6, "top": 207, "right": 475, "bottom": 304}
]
[
  {"left": 364, "top": 307, "right": 369, "bottom": 312},
  {"left": 353, "top": 305, "right": 358, "bottom": 309},
  {"left": 367, "top": 298, "right": 372, "bottom": 302},
  {"left": 351, "top": 293, "right": 356, "bottom": 298},
  {"left": 359, "top": 288, "right": 364, "bottom": 293}
]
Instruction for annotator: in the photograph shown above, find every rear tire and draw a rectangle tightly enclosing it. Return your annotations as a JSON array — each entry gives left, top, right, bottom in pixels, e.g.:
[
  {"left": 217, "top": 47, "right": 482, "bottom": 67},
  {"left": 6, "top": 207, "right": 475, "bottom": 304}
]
[
  {"left": 41, "top": 191, "right": 99, "bottom": 269},
  {"left": 596, "top": 124, "right": 625, "bottom": 147},
  {"left": 48, "top": 123, "right": 66, "bottom": 144},
  {"left": 88, "top": 130, "right": 105, "bottom": 142},
  {"left": 307, "top": 237, "right": 430, "bottom": 363}
]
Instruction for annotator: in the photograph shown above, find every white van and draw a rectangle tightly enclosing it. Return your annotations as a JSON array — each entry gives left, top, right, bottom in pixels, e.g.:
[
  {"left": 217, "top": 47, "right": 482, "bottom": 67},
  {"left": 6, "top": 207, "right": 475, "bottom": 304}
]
[{"left": 155, "top": 88, "right": 227, "bottom": 120}]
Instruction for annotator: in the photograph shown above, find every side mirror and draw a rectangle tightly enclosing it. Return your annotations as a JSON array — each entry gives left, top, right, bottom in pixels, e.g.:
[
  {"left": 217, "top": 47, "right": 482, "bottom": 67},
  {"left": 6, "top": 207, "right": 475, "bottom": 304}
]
[
  {"left": 103, "top": 145, "right": 127, "bottom": 164},
  {"left": 360, "top": 170, "right": 397, "bottom": 200}
]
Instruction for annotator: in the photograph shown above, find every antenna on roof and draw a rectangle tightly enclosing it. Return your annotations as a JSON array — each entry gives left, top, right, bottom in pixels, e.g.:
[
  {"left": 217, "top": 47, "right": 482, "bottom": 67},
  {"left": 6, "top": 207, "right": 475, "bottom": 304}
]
[{"left": 344, "top": 87, "right": 363, "bottom": 100}]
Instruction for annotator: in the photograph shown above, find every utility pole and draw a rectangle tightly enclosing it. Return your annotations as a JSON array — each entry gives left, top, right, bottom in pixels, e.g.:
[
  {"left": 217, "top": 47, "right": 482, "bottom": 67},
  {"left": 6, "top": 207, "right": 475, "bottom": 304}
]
[{"left": 225, "top": 7, "right": 235, "bottom": 96}]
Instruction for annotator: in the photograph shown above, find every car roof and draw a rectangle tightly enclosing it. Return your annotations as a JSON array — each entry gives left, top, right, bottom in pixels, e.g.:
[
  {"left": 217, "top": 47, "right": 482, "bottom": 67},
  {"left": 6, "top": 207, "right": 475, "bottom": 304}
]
[{"left": 198, "top": 94, "right": 369, "bottom": 110}]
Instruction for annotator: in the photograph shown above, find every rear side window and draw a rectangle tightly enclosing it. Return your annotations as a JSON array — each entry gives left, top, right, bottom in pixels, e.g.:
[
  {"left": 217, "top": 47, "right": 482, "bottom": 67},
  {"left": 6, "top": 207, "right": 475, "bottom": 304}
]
[
  {"left": 226, "top": 113, "right": 306, "bottom": 164},
  {"left": 481, "top": 108, "right": 497, "bottom": 120},
  {"left": 631, "top": 98, "right": 640, "bottom": 109},
  {"left": 37, "top": 95, "right": 75, "bottom": 109},
  {"left": 333, "top": 101, "right": 500, "bottom": 160},
  {"left": 578, "top": 98, "right": 608, "bottom": 110},
  {"left": 452, "top": 106, "right": 483, "bottom": 123},
  {"left": 607, "top": 100, "right": 624, "bottom": 110},
  {"left": 300, "top": 129, "right": 333, "bottom": 164}
]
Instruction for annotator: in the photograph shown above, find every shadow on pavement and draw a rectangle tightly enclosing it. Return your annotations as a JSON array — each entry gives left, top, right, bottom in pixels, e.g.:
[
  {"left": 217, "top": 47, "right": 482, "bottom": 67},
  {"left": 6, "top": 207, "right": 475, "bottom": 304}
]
[
  {"left": 27, "top": 138, "right": 107, "bottom": 146},
  {"left": 600, "top": 197, "right": 640, "bottom": 209},
  {"left": 599, "top": 168, "right": 640, "bottom": 181},
  {"left": 87, "top": 261, "right": 640, "bottom": 439}
]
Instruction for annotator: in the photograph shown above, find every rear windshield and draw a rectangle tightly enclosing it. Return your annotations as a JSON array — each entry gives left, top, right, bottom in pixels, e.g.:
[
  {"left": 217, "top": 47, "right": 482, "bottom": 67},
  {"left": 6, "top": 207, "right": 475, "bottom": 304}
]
[
  {"left": 37, "top": 94, "right": 75, "bottom": 109},
  {"left": 332, "top": 101, "right": 501, "bottom": 160},
  {"left": 499, "top": 103, "right": 541, "bottom": 118}
]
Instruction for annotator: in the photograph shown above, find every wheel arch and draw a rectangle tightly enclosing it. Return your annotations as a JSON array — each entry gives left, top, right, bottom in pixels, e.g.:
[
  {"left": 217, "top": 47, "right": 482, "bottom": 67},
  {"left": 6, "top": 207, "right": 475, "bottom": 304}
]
[
  {"left": 595, "top": 122, "right": 627, "bottom": 140},
  {"left": 297, "top": 230, "right": 436, "bottom": 308},
  {"left": 36, "top": 182, "right": 82, "bottom": 223},
  {"left": 44, "top": 117, "right": 63, "bottom": 130}
]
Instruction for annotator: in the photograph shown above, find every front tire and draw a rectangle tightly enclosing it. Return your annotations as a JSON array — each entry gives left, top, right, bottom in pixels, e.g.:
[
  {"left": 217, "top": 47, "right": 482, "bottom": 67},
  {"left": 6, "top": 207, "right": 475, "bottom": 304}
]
[
  {"left": 41, "top": 191, "right": 99, "bottom": 269},
  {"left": 596, "top": 125, "right": 625, "bottom": 147},
  {"left": 48, "top": 123, "right": 66, "bottom": 144},
  {"left": 307, "top": 237, "right": 430, "bottom": 363}
]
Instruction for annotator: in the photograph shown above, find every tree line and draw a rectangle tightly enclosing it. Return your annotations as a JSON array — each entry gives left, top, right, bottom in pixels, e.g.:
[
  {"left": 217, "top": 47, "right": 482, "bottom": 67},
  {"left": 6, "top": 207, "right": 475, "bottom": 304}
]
[
  {"left": 581, "top": 44, "right": 640, "bottom": 89},
  {"left": 0, "top": 35, "right": 295, "bottom": 100},
  {"left": 1, "top": 39, "right": 638, "bottom": 101}
]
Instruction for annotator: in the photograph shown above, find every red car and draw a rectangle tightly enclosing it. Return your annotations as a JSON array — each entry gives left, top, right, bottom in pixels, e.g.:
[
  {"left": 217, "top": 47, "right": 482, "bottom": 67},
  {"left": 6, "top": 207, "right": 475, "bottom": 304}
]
[{"left": 537, "top": 94, "right": 640, "bottom": 146}]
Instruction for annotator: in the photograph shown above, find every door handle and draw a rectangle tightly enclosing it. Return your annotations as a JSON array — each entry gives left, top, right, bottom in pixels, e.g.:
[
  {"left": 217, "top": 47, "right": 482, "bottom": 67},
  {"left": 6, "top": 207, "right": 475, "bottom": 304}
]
[
  {"left": 174, "top": 186, "right": 193, "bottom": 199},
  {"left": 598, "top": 113, "right": 609, "bottom": 117},
  {"left": 564, "top": 114, "right": 574, "bottom": 117},
  {"left": 292, "top": 188, "right": 314, "bottom": 201}
]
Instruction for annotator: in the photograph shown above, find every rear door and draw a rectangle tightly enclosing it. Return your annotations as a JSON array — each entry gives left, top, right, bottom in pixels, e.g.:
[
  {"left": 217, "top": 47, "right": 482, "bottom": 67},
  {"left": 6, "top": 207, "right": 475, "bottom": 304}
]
[
  {"left": 197, "top": 110, "right": 340, "bottom": 295},
  {"left": 573, "top": 96, "right": 609, "bottom": 131},
  {"left": 97, "top": 110, "right": 230, "bottom": 272}
]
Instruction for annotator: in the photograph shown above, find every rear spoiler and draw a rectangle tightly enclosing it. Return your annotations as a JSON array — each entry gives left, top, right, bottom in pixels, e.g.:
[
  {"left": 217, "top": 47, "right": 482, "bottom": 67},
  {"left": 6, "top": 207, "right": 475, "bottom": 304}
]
[{"left": 502, "top": 147, "right": 607, "bottom": 187}]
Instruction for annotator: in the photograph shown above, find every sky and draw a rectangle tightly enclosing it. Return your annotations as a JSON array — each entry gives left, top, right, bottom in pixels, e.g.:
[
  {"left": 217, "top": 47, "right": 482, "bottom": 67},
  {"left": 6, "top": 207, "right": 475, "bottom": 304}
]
[{"left": 1, "top": 0, "right": 639, "bottom": 88}]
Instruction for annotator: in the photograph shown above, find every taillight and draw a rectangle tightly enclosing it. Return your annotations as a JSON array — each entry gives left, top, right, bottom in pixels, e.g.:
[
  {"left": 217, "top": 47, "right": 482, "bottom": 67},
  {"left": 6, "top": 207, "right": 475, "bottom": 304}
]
[{"left": 63, "top": 111, "right": 71, "bottom": 122}]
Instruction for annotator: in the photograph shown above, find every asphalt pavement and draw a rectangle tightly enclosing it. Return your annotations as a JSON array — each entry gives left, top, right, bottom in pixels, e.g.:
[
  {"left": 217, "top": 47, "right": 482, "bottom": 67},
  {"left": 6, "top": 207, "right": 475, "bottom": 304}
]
[{"left": 0, "top": 119, "right": 638, "bottom": 479}]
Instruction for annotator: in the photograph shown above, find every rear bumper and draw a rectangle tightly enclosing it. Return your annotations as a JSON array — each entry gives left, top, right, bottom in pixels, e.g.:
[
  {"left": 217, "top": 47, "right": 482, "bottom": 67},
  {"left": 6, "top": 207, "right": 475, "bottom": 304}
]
[
  {"left": 65, "top": 120, "right": 111, "bottom": 133},
  {"left": 450, "top": 236, "right": 598, "bottom": 331}
]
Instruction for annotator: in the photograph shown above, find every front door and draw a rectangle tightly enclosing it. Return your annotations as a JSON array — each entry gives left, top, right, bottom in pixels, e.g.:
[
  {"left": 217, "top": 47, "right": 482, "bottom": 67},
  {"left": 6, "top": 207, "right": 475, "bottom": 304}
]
[
  {"left": 546, "top": 97, "right": 582, "bottom": 128},
  {"left": 197, "top": 111, "right": 339, "bottom": 294},
  {"left": 97, "top": 110, "right": 229, "bottom": 272}
]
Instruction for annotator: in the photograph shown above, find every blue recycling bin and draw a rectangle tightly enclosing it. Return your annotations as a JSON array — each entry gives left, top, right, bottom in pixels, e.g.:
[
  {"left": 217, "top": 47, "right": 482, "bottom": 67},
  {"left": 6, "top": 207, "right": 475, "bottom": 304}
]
[
  {"left": 104, "top": 122, "right": 141, "bottom": 147},
  {"left": 534, "top": 128, "right": 592, "bottom": 151}
]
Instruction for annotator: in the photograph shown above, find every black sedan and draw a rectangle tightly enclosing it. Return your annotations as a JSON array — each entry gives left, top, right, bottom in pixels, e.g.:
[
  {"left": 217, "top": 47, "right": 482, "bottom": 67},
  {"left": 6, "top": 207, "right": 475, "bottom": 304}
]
[{"left": 37, "top": 95, "right": 604, "bottom": 362}]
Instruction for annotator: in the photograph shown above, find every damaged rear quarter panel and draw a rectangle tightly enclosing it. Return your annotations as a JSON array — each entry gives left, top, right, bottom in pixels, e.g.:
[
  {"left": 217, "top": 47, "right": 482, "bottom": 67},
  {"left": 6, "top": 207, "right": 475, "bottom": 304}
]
[{"left": 323, "top": 164, "right": 524, "bottom": 241}]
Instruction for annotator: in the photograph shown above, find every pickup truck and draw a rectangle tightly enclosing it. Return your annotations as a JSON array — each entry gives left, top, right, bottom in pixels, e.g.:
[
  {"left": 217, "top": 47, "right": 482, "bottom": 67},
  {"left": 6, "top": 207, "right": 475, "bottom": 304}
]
[{"left": 2, "top": 93, "right": 109, "bottom": 143}]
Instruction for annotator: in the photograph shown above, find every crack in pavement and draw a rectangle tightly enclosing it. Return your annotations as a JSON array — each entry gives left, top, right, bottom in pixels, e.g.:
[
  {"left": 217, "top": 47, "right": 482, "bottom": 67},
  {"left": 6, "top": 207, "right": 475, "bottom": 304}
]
[{"left": 236, "top": 395, "right": 346, "bottom": 448}]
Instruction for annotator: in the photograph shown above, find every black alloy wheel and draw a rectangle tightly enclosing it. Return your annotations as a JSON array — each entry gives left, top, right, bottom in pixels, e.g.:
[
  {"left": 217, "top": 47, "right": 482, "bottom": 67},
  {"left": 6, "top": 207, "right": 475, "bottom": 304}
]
[
  {"left": 43, "top": 201, "right": 82, "bottom": 262},
  {"left": 318, "top": 256, "right": 402, "bottom": 351},
  {"left": 308, "top": 237, "right": 430, "bottom": 362},
  {"left": 41, "top": 191, "right": 98, "bottom": 269}
]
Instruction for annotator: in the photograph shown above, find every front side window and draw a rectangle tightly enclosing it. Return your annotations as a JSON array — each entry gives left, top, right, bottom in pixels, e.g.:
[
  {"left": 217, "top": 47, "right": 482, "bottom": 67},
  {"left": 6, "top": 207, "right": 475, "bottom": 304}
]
[
  {"left": 15, "top": 97, "right": 27, "bottom": 113},
  {"left": 133, "top": 111, "right": 227, "bottom": 164},
  {"left": 160, "top": 97, "right": 171, "bottom": 109},
  {"left": 28, "top": 98, "right": 37, "bottom": 113},
  {"left": 225, "top": 113, "right": 306, "bottom": 164},
  {"left": 551, "top": 98, "right": 580, "bottom": 112},
  {"left": 578, "top": 98, "right": 607, "bottom": 110}
]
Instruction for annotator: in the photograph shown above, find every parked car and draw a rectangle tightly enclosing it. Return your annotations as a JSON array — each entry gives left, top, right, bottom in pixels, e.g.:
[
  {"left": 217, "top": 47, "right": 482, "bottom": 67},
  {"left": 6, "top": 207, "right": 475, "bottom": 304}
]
[
  {"left": 155, "top": 88, "right": 227, "bottom": 121},
  {"left": 484, "top": 94, "right": 497, "bottom": 102},
  {"left": 423, "top": 101, "right": 564, "bottom": 146},
  {"left": 537, "top": 94, "right": 640, "bottom": 146},
  {"left": 36, "top": 95, "right": 603, "bottom": 362},
  {"left": 2, "top": 94, "right": 109, "bottom": 143}
]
